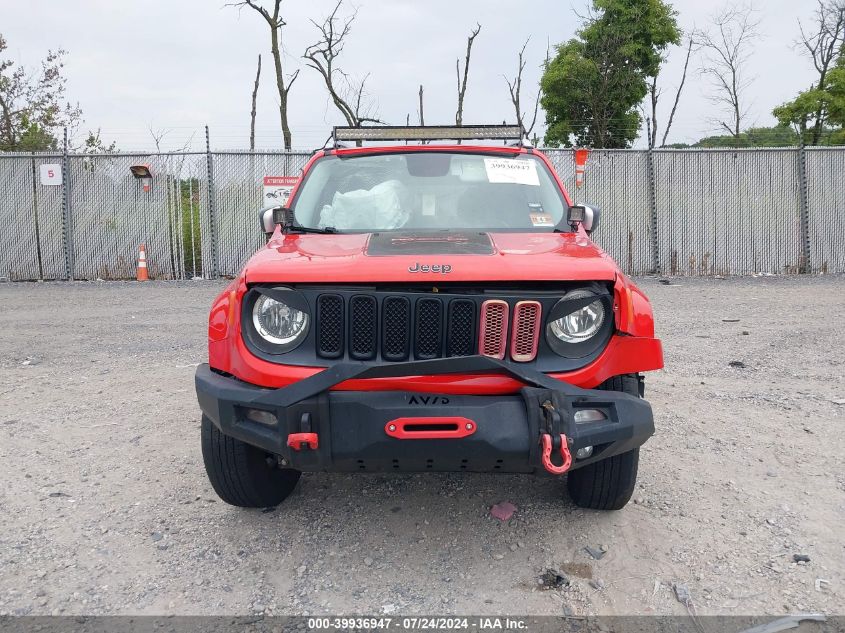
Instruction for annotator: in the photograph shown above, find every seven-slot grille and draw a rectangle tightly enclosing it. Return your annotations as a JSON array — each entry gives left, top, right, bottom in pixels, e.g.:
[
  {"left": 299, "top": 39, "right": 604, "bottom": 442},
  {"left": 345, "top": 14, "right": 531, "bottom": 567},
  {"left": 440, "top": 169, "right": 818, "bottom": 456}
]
[{"left": 315, "top": 294, "right": 542, "bottom": 362}]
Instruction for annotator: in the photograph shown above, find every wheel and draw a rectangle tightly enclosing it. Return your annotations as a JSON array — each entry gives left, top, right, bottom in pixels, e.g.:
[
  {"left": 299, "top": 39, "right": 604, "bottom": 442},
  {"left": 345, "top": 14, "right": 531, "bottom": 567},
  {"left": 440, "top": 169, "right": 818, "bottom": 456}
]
[
  {"left": 566, "top": 374, "right": 642, "bottom": 511},
  {"left": 201, "top": 415, "right": 301, "bottom": 508}
]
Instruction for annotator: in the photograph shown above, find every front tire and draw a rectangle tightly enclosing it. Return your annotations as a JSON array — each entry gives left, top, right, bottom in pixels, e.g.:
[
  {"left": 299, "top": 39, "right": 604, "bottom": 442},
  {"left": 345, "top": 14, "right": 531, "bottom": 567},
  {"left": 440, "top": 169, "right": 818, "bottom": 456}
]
[
  {"left": 201, "top": 415, "right": 301, "bottom": 508},
  {"left": 566, "top": 374, "right": 642, "bottom": 511}
]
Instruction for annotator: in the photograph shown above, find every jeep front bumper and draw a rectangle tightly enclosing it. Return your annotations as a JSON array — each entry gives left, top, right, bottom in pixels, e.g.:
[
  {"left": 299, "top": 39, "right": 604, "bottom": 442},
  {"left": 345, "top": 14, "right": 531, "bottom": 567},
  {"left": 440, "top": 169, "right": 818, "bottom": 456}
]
[{"left": 195, "top": 357, "right": 654, "bottom": 474}]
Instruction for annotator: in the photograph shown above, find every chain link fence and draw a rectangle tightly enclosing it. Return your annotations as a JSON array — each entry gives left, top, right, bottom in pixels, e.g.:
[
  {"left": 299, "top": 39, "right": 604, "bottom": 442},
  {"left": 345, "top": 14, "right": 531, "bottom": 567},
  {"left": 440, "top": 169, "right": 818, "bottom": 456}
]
[{"left": 1, "top": 146, "right": 842, "bottom": 281}]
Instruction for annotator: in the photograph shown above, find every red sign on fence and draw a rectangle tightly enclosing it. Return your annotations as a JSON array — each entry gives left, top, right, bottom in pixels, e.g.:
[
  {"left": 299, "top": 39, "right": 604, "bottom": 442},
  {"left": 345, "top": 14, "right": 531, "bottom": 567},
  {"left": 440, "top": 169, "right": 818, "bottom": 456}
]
[{"left": 263, "top": 175, "right": 299, "bottom": 206}]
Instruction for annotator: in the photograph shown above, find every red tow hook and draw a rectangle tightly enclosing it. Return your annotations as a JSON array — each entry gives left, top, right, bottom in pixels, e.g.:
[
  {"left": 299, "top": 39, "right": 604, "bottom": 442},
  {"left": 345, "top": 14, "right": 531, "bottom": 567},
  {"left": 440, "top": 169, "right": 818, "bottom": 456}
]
[
  {"left": 287, "top": 432, "right": 319, "bottom": 451},
  {"left": 540, "top": 433, "right": 572, "bottom": 475}
]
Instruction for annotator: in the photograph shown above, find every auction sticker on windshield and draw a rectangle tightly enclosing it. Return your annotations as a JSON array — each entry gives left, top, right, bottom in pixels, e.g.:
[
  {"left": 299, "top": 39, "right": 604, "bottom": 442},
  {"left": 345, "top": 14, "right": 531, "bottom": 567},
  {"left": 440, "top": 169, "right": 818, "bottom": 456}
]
[{"left": 484, "top": 158, "right": 540, "bottom": 186}]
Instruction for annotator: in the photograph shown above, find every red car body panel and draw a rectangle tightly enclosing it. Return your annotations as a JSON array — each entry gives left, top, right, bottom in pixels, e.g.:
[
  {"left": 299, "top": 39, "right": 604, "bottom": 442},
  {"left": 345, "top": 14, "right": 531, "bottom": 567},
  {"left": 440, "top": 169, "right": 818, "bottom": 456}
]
[
  {"left": 208, "top": 145, "right": 663, "bottom": 394},
  {"left": 244, "top": 232, "right": 619, "bottom": 285}
]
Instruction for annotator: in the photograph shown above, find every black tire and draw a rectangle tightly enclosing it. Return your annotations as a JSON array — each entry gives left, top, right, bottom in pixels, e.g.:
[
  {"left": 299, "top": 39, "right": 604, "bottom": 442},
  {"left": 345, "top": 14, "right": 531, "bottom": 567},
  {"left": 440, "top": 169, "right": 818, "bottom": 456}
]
[
  {"left": 201, "top": 415, "right": 301, "bottom": 508},
  {"left": 566, "top": 374, "right": 642, "bottom": 511}
]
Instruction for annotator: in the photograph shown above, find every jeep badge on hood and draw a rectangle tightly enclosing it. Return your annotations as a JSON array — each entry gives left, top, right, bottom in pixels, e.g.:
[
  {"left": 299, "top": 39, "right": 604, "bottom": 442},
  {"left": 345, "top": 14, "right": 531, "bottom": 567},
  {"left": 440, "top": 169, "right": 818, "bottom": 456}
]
[{"left": 408, "top": 262, "right": 452, "bottom": 274}]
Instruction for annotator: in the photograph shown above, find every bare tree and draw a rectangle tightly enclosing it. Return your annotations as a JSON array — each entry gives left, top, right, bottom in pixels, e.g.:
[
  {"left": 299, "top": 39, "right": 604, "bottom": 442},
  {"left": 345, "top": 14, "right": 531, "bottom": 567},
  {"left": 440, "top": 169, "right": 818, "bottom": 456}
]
[
  {"left": 504, "top": 38, "right": 542, "bottom": 138},
  {"left": 303, "top": 0, "right": 382, "bottom": 133},
  {"left": 644, "top": 75, "right": 659, "bottom": 149},
  {"left": 697, "top": 5, "right": 761, "bottom": 141},
  {"left": 660, "top": 37, "right": 695, "bottom": 147},
  {"left": 797, "top": 0, "right": 845, "bottom": 144},
  {"left": 148, "top": 126, "right": 169, "bottom": 152},
  {"left": 418, "top": 85, "right": 425, "bottom": 126},
  {"left": 230, "top": 1, "right": 299, "bottom": 149},
  {"left": 250, "top": 54, "right": 261, "bottom": 151},
  {"left": 455, "top": 24, "right": 482, "bottom": 126},
  {"left": 643, "top": 36, "right": 696, "bottom": 148},
  {"left": 148, "top": 126, "right": 194, "bottom": 152}
]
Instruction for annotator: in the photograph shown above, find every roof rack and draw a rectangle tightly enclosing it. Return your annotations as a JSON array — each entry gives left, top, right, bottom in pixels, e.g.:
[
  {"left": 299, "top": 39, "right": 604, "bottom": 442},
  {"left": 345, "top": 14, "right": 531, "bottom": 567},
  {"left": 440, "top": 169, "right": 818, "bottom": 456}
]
[{"left": 332, "top": 124, "right": 525, "bottom": 147}]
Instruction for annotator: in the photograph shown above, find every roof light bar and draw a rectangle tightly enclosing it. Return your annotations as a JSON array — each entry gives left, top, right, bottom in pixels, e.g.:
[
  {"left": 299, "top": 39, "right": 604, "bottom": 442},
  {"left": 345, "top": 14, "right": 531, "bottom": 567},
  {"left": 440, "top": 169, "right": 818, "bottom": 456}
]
[{"left": 333, "top": 124, "right": 524, "bottom": 144}]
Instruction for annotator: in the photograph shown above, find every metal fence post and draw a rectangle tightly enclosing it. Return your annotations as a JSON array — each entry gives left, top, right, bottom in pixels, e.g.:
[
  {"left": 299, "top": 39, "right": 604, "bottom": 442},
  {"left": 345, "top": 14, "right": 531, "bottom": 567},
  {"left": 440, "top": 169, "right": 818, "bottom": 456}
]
[
  {"left": 61, "top": 127, "right": 75, "bottom": 280},
  {"left": 797, "top": 145, "right": 812, "bottom": 273},
  {"left": 29, "top": 156, "right": 45, "bottom": 280},
  {"left": 205, "top": 125, "right": 219, "bottom": 279},
  {"left": 646, "top": 148, "right": 661, "bottom": 275}
]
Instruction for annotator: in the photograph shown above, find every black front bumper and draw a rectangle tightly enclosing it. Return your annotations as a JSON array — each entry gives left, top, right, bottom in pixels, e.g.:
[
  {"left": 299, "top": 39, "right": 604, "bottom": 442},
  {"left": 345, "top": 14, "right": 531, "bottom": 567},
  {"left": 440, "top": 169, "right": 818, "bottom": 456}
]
[{"left": 195, "top": 357, "right": 654, "bottom": 474}]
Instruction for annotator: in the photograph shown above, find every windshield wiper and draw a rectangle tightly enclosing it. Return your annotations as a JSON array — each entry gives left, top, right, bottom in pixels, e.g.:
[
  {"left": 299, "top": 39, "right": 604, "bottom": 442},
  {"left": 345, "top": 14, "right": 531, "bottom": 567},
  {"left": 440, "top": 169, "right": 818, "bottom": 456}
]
[
  {"left": 553, "top": 219, "right": 574, "bottom": 233},
  {"left": 285, "top": 224, "right": 338, "bottom": 234}
]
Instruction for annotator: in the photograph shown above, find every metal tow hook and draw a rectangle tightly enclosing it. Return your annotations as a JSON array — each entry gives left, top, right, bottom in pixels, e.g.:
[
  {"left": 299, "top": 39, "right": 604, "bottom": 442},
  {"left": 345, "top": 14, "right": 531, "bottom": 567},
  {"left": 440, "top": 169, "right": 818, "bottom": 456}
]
[
  {"left": 540, "top": 433, "right": 572, "bottom": 474},
  {"left": 540, "top": 401, "right": 572, "bottom": 475}
]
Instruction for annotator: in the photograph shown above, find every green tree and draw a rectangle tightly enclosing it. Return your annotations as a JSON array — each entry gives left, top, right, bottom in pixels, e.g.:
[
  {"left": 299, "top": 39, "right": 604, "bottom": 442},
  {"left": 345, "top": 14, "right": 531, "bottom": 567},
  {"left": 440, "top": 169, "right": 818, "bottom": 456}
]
[
  {"left": 0, "top": 33, "right": 82, "bottom": 151},
  {"left": 83, "top": 128, "right": 118, "bottom": 153},
  {"left": 774, "top": 45, "right": 845, "bottom": 145},
  {"left": 683, "top": 125, "right": 800, "bottom": 148},
  {"left": 541, "top": 0, "right": 680, "bottom": 148},
  {"left": 777, "top": 1, "right": 845, "bottom": 144}
]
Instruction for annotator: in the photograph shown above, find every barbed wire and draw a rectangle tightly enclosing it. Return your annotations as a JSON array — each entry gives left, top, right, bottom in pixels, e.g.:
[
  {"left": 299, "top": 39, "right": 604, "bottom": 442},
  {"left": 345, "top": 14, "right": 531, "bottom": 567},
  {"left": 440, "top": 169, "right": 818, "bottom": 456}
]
[{"left": 53, "top": 119, "right": 759, "bottom": 152}]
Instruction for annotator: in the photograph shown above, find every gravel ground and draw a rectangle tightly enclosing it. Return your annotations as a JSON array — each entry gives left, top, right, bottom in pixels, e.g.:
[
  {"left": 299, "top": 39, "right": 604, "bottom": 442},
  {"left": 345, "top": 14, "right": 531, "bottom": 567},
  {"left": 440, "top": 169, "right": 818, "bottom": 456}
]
[{"left": 0, "top": 276, "right": 843, "bottom": 617}]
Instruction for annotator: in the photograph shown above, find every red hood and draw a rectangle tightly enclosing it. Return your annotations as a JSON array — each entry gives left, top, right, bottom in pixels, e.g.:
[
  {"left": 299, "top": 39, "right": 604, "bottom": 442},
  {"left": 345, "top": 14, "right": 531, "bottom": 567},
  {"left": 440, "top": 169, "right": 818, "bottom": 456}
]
[{"left": 243, "top": 232, "right": 618, "bottom": 284}]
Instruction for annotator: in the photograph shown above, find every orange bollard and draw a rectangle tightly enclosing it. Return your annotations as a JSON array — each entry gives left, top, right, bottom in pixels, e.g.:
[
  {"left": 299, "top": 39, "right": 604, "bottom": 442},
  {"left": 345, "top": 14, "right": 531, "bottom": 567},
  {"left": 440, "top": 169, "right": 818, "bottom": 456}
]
[
  {"left": 574, "top": 148, "right": 590, "bottom": 188},
  {"left": 136, "top": 244, "right": 149, "bottom": 281}
]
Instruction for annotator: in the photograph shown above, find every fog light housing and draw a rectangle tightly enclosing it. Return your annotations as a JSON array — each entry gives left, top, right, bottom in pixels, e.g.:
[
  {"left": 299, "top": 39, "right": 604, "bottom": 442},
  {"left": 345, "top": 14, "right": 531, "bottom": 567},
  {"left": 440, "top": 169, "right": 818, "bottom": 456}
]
[
  {"left": 573, "top": 408, "right": 607, "bottom": 424},
  {"left": 576, "top": 446, "right": 594, "bottom": 459},
  {"left": 243, "top": 408, "right": 278, "bottom": 427}
]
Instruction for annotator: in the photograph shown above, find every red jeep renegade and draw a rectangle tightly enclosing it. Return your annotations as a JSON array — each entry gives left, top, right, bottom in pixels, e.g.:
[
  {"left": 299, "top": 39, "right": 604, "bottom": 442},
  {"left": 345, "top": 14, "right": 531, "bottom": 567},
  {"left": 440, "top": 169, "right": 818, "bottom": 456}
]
[{"left": 195, "top": 125, "right": 663, "bottom": 511}]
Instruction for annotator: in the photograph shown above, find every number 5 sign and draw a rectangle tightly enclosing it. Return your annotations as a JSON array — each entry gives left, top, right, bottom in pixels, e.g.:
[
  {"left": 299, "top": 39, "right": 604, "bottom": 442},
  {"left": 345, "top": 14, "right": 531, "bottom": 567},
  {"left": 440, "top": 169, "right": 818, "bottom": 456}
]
[{"left": 39, "top": 164, "right": 63, "bottom": 186}]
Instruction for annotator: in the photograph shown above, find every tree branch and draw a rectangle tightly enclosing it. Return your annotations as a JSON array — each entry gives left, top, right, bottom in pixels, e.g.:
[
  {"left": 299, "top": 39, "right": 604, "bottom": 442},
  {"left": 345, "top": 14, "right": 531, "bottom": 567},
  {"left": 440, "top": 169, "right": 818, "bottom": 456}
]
[
  {"left": 250, "top": 53, "right": 261, "bottom": 151},
  {"left": 229, "top": 0, "right": 296, "bottom": 148},
  {"left": 303, "top": 0, "right": 382, "bottom": 131},
  {"left": 697, "top": 4, "right": 760, "bottom": 140},
  {"left": 661, "top": 36, "right": 696, "bottom": 147},
  {"left": 455, "top": 23, "right": 481, "bottom": 126}
]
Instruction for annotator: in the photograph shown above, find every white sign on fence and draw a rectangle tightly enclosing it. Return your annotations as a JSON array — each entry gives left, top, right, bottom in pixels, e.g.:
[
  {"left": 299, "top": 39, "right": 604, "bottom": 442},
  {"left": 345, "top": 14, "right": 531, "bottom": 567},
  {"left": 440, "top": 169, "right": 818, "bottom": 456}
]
[
  {"left": 39, "top": 164, "right": 63, "bottom": 186},
  {"left": 263, "top": 176, "right": 298, "bottom": 206}
]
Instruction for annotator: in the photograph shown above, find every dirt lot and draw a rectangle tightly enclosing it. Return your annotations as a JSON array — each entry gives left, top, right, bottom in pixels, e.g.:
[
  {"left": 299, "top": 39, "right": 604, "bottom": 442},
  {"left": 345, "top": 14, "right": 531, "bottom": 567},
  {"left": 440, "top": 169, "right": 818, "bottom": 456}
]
[{"left": 0, "top": 276, "right": 843, "bottom": 617}]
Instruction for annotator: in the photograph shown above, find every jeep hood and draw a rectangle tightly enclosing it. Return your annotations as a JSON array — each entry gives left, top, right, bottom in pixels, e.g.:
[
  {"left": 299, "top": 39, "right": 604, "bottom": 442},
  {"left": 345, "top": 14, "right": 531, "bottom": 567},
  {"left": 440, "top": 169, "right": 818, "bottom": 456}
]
[{"left": 243, "top": 232, "right": 618, "bottom": 284}]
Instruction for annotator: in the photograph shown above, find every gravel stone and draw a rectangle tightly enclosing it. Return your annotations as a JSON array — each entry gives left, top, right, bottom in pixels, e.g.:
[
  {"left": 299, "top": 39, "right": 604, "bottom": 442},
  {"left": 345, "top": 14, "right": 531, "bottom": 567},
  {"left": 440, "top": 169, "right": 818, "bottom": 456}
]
[{"left": 0, "top": 277, "right": 843, "bottom": 617}]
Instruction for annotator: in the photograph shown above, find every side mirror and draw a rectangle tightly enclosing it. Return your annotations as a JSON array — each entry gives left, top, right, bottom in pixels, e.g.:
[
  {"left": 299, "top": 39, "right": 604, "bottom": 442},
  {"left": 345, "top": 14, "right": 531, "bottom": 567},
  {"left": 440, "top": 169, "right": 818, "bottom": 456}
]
[
  {"left": 260, "top": 206, "right": 276, "bottom": 237},
  {"left": 568, "top": 204, "right": 601, "bottom": 235},
  {"left": 260, "top": 205, "right": 295, "bottom": 239}
]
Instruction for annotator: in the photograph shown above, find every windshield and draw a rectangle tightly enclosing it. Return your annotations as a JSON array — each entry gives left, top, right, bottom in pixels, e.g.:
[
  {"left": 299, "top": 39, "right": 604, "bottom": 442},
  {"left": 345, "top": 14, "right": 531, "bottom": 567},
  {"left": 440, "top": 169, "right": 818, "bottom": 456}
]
[{"left": 290, "top": 152, "right": 568, "bottom": 232}]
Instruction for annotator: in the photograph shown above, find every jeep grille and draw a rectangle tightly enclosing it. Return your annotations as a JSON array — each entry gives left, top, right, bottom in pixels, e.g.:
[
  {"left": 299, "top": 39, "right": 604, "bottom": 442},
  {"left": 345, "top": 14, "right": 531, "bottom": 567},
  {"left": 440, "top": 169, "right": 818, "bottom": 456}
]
[{"left": 313, "top": 291, "right": 546, "bottom": 363}]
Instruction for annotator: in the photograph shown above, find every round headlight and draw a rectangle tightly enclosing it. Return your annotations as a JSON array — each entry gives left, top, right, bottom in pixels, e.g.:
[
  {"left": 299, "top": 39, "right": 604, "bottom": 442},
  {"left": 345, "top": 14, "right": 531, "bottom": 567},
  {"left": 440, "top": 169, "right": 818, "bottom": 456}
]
[
  {"left": 252, "top": 294, "right": 309, "bottom": 349},
  {"left": 547, "top": 290, "right": 605, "bottom": 344}
]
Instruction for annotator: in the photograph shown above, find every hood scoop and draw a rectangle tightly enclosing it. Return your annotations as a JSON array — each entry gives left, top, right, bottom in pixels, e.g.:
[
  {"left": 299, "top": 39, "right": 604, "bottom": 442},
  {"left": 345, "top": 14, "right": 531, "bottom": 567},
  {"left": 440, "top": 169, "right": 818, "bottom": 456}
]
[{"left": 366, "top": 232, "right": 494, "bottom": 256}]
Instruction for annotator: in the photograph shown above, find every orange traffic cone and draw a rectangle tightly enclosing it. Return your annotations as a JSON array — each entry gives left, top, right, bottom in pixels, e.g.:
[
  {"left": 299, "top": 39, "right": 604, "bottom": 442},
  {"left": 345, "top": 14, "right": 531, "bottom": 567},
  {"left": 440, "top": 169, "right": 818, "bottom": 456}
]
[{"left": 136, "top": 244, "right": 149, "bottom": 281}]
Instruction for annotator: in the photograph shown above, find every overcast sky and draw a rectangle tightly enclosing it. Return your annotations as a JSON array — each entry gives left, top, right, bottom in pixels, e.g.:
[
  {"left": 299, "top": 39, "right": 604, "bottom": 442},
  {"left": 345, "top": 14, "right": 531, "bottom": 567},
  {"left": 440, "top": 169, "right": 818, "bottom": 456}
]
[{"left": 1, "top": 0, "right": 818, "bottom": 151}]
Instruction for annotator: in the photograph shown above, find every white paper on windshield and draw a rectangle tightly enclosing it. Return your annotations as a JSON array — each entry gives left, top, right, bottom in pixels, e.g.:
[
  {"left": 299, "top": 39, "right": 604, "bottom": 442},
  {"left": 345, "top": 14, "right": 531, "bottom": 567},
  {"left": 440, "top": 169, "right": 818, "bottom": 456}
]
[{"left": 484, "top": 158, "right": 540, "bottom": 186}]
